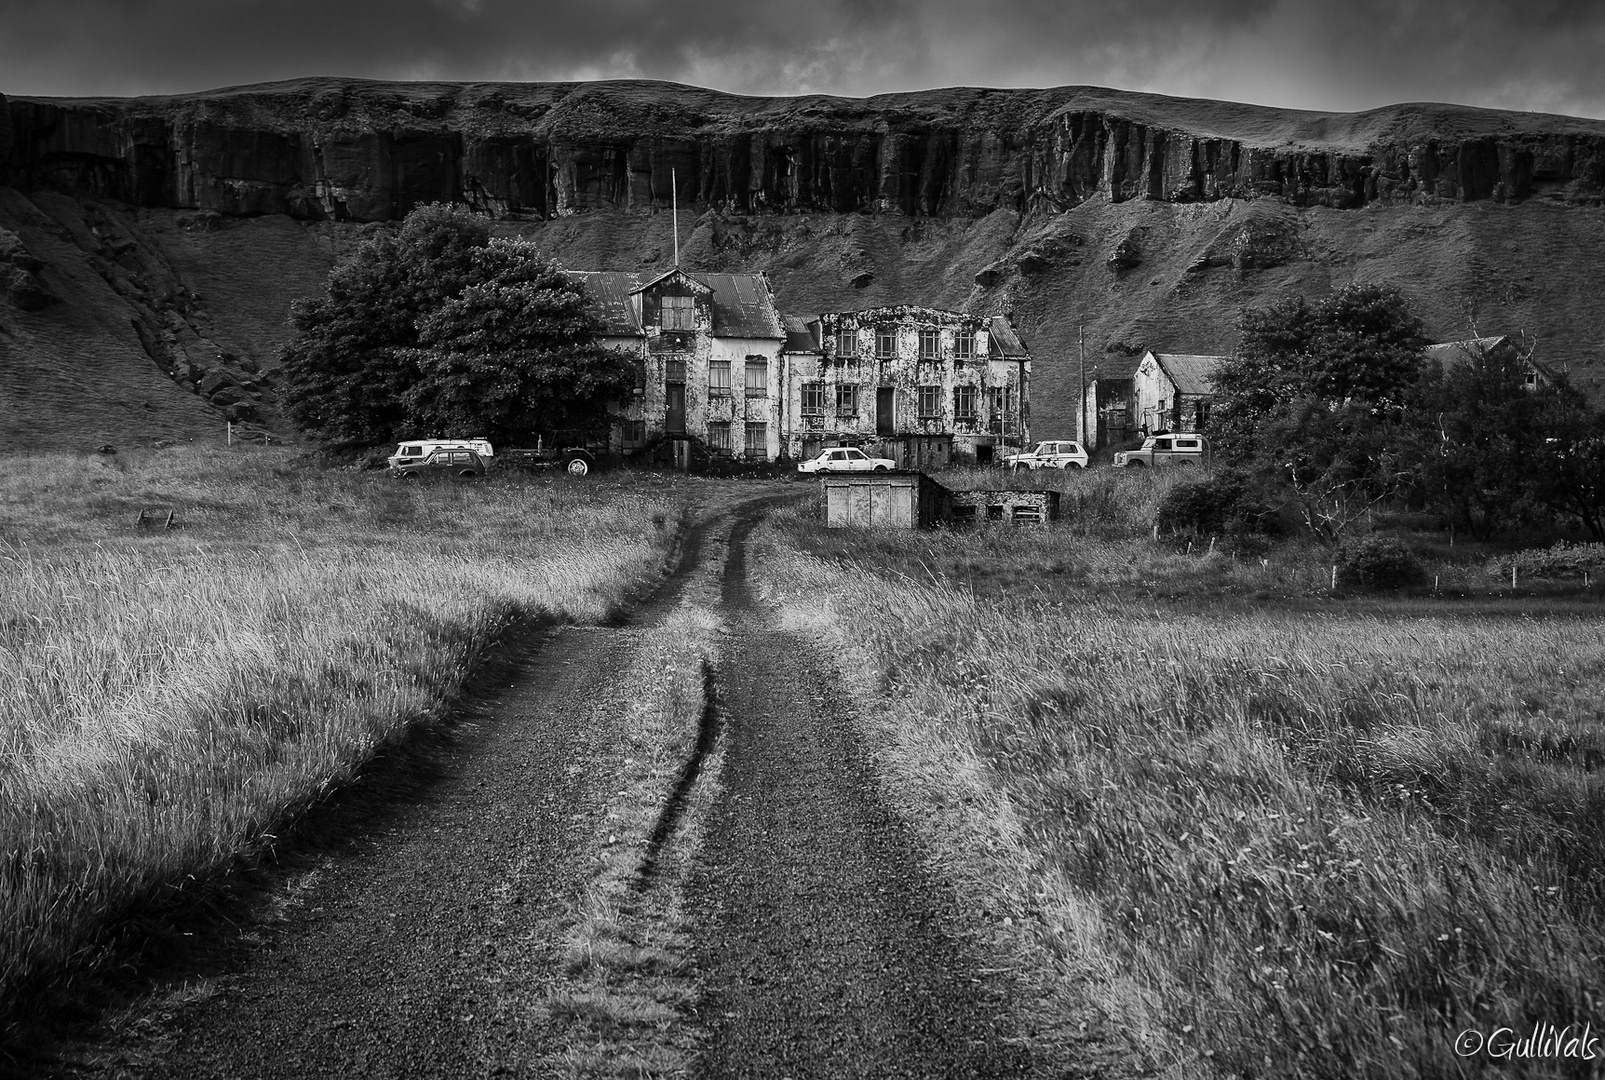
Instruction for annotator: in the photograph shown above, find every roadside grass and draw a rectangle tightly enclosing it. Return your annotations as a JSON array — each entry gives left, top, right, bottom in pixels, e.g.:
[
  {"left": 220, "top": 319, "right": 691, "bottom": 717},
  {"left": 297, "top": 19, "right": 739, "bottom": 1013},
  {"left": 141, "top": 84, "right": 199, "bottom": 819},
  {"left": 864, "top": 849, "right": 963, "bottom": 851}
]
[
  {"left": 752, "top": 493, "right": 1605, "bottom": 1078},
  {"left": 0, "top": 447, "right": 681, "bottom": 1033}
]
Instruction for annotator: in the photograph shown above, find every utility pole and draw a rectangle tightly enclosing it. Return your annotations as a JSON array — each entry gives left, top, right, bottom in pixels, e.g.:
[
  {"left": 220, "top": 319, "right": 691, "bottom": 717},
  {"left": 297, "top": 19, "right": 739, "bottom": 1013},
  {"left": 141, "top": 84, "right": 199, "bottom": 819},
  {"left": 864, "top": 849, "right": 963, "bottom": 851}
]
[
  {"left": 1078, "top": 324, "right": 1087, "bottom": 447},
  {"left": 671, "top": 167, "right": 679, "bottom": 267}
]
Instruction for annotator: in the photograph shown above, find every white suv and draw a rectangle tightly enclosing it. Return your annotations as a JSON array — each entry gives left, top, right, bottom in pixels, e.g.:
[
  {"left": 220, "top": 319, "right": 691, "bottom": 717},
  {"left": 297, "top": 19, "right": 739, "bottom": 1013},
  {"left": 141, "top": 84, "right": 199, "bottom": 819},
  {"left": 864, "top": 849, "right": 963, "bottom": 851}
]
[
  {"left": 1112, "top": 434, "right": 1209, "bottom": 468},
  {"left": 1003, "top": 440, "right": 1088, "bottom": 470}
]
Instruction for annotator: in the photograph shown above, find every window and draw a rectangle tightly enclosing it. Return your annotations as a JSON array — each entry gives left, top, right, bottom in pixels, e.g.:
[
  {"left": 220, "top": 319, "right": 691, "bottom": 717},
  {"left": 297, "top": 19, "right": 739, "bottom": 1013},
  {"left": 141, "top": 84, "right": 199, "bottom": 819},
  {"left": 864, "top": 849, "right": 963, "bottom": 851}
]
[
  {"left": 707, "top": 422, "right": 731, "bottom": 452},
  {"left": 623, "top": 420, "right": 646, "bottom": 447},
  {"left": 744, "top": 422, "right": 768, "bottom": 456},
  {"left": 835, "top": 328, "right": 858, "bottom": 359},
  {"left": 709, "top": 360, "right": 731, "bottom": 397},
  {"left": 918, "top": 329, "right": 940, "bottom": 360},
  {"left": 876, "top": 327, "right": 897, "bottom": 360},
  {"left": 988, "top": 386, "right": 1010, "bottom": 433},
  {"left": 836, "top": 384, "right": 858, "bottom": 417},
  {"left": 954, "top": 385, "right": 977, "bottom": 420},
  {"left": 801, "top": 382, "right": 825, "bottom": 415},
  {"left": 665, "top": 359, "right": 686, "bottom": 383},
  {"left": 954, "top": 333, "right": 976, "bottom": 361},
  {"left": 661, "top": 293, "right": 695, "bottom": 331},
  {"left": 744, "top": 357, "right": 768, "bottom": 397},
  {"left": 917, "top": 385, "right": 940, "bottom": 418}
]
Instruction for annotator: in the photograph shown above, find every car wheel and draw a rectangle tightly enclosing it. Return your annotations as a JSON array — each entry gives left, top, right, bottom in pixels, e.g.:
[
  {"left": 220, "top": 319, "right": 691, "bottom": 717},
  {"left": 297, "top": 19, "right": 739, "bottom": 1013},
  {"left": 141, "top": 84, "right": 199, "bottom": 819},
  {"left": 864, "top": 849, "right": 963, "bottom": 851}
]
[
  {"left": 873, "top": 464, "right": 889, "bottom": 472},
  {"left": 1074, "top": 462, "right": 1087, "bottom": 469},
  {"left": 565, "top": 457, "right": 590, "bottom": 477},
  {"left": 459, "top": 470, "right": 478, "bottom": 479},
  {"left": 1127, "top": 460, "right": 1146, "bottom": 468}
]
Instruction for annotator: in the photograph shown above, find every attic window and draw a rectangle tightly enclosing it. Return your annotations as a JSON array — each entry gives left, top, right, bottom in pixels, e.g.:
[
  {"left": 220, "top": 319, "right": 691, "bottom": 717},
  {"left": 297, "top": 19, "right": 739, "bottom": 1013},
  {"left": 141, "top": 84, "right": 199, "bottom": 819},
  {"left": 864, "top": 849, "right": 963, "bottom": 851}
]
[{"left": 662, "top": 294, "right": 695, "bottom": 331}]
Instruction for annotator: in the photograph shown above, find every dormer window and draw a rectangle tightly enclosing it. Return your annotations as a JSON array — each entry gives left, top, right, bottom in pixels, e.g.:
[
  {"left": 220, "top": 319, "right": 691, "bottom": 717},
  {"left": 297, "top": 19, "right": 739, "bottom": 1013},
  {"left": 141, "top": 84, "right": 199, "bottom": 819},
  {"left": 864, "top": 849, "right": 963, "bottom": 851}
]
[{"left": 662, "top": 294, "right": 695, "bottom": 331}]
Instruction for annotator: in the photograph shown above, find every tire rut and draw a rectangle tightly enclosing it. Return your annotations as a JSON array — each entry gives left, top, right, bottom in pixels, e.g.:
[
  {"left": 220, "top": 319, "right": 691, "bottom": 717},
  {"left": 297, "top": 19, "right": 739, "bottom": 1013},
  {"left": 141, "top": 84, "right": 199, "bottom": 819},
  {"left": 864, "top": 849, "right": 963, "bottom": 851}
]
[{"left": 686, "top": 499, "right": 1039, "bottom": 1078}]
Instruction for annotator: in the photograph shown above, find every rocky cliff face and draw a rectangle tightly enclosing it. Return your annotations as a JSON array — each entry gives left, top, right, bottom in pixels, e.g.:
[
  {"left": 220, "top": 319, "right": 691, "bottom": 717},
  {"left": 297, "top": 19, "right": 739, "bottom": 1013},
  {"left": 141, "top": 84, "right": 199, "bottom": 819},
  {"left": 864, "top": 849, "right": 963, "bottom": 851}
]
[{"left": 6, "top": 80, "right": 1605, "bottom": 224}]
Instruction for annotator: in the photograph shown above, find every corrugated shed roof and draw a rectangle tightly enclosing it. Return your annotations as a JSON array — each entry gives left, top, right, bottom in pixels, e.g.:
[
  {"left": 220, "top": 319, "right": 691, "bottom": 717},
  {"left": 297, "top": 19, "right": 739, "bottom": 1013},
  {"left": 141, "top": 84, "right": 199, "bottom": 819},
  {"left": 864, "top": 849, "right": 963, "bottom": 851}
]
[
  {"left": 781, "top": 314, "right": 821, "bottom": 353},
  {"left": 1423, "top": 336, "right": 1513, "bottom": 369},
  {"left": 701, "top": 273, "right": 785, "bottom": 339},
  {"left": 565, "top": 271, "right": 644, "bottom": 336},
  {"left": 1152, "top": 353, "right": 1225, "bottom": 396},
  {"left": 567, "top": 269, "right": 784, "bottom": 339},
  {"left": 988, "top": 316, "right": 1031, "bottom": 359}
]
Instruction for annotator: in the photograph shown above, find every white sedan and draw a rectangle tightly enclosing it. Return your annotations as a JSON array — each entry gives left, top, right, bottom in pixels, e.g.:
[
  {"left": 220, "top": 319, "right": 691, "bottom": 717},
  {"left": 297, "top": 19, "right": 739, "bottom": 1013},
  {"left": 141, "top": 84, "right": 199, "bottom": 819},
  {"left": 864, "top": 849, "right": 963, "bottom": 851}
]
[{"left": 797, "top": 447, "right": 896, "bottom": 474}]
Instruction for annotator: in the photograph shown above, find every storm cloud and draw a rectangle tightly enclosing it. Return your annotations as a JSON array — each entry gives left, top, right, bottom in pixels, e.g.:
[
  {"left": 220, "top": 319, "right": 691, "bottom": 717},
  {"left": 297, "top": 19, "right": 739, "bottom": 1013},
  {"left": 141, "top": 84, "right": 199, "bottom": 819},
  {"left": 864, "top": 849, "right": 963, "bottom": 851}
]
[{"left": 2, "top": 0, "right": 1602, "bottom": 119}]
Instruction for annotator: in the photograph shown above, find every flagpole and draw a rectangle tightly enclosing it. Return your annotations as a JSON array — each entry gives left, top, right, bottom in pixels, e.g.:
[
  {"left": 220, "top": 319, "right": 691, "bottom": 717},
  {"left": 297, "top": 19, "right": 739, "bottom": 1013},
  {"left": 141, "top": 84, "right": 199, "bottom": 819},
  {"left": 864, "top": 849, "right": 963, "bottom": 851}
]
[{"left": 672, "top": 167, "right": 679, "bottom": 267}]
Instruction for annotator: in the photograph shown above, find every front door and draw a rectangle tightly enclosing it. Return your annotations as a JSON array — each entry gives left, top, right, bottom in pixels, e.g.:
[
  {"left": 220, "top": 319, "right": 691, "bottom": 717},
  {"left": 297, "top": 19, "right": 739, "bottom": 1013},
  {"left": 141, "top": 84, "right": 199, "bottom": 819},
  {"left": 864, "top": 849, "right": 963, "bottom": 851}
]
[
  {"left": 666, "top": 382, "right": 686, "bottom": 433},
  {"left": 876, "top": 387, "right": 894, "bottom": 436}
]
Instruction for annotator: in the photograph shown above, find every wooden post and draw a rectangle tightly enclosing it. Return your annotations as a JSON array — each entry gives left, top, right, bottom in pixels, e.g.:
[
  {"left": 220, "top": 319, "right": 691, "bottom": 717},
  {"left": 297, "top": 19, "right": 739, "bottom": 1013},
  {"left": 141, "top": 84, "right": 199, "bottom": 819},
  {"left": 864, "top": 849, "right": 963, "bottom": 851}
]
[
  {"left": 227, "top": 421, "right": 232, "bottom": 447},
  {"left": 1331, "top": 565, "right": 1337, "bottom": 590}
]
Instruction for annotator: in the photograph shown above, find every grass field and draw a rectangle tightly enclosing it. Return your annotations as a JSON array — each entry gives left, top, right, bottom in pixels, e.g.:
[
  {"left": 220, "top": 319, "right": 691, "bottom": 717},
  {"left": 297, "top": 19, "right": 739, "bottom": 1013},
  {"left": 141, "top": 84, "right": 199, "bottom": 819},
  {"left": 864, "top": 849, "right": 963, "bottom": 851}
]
[
  {"left": 754, "top": 468, "right": 1605, "bottom": 1078},
  {"left": 0, "top": 448, "right": 681, "bottom": 1032}
]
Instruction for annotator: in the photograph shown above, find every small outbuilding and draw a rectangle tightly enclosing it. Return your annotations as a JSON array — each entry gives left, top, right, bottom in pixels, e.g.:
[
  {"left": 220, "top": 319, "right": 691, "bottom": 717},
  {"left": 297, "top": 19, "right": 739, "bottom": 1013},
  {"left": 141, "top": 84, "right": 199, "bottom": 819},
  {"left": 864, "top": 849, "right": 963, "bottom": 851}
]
[{"left": 821, "top": 472, "right": 948, "bottom": 529}]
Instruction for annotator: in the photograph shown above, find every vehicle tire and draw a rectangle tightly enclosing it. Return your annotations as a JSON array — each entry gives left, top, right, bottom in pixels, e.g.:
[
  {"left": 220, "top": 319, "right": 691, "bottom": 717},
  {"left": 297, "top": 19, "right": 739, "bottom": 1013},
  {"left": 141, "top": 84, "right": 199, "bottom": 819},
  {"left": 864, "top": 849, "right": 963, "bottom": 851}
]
[
  {"left": 1127, "top": 460, "right": 1146, "bottom": 468},
  {"left": 459, "top": 470, "right": 478, "bottom": 479},
  {"left": 565, "top": 457, "right": 590, "bottom": 478},
  {"left": 873, "top": 465, "right": 889, "bottom": 472},
  {"left": 1074, "top": 462, "right": 1087, "bottom": 469}
]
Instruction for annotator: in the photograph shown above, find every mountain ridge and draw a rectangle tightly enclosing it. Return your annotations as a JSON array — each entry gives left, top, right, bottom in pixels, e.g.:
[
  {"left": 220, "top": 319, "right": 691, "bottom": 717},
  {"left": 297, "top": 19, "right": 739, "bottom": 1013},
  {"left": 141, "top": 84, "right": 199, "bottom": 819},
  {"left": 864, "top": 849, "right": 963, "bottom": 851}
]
[{"left": 2, "top": 79, "right": 1603, "bottom": 449}]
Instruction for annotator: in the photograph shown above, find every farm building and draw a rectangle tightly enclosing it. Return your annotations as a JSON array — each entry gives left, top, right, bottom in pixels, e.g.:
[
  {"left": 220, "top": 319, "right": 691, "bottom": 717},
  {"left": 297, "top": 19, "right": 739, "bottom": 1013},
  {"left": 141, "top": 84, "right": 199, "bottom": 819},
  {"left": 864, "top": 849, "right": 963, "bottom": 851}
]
[
  {"left": 1078, "top": 374, "right": 1135, "bottom": 451},
  {"left": 1133, "top": 351, "right": 1224, "bottom": 435},
  {"left": 779, "top": 306, "right": 1033, "bottom": 465},
  {"left": 1423, "top": 336, "right": 1555, "bottom": 388},
  {"left": 567, "top": 268, "right": 787, "bottom": 461}
]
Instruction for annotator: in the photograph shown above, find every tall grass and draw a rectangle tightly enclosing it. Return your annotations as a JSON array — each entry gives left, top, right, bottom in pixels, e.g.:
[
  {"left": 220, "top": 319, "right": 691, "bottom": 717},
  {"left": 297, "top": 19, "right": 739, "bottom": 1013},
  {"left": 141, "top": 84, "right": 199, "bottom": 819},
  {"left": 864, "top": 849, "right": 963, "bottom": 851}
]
[
  {"left": 752, "top": 504, "right": 1605, "bottom": 1077},
  {"left": 0, "top": 448, "right": 680, "bottom": 1023}
]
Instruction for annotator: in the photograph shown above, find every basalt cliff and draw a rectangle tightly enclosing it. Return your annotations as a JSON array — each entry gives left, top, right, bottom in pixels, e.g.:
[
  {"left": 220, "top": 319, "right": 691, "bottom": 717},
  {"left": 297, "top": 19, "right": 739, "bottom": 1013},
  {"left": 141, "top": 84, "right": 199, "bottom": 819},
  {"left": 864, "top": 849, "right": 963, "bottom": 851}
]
[{"left": 3, "top": 78, "right": 1605, "bottom": 448}]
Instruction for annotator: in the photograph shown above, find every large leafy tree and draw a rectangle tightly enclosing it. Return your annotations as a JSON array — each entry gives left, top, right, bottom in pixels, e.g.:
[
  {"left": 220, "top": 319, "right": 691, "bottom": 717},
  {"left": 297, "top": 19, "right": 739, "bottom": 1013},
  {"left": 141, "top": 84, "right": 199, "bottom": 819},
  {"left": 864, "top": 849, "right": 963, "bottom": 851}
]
[
  {"left": 279, "top": 203, "right": 634, "bottom": 448},
  {"left": 1210, "top": 284, "right": 1429, "bottom": 541}
]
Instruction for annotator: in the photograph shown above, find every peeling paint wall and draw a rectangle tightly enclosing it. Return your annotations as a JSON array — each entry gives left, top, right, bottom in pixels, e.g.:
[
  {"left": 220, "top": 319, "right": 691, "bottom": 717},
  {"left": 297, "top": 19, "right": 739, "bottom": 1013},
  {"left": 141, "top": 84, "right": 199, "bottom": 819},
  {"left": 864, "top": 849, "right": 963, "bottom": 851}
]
[
  {"left": 1133, "top": 353, "right": 1210, "bottom": 435},
  {"left": 947, "top": 488, "right": 1059, "bottom": 525},
  {"left": 606, "top": 277, "right": 784, "bottom": 459},
  {"left": 784, "top": 305, "right": 1029, "bottom": 463}
]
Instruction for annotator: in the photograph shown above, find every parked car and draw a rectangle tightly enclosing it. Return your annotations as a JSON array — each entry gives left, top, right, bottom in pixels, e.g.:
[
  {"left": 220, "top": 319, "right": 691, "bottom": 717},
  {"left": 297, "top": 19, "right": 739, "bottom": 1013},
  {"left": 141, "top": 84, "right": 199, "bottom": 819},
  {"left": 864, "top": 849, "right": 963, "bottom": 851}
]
[
  {"left": 500, "top": 445, "right": 598, "bottom": 477},
  {"left": 1002, "top": 439, "right": 1088, "bottom": 470},
  {"left": 797, "top": 447, "right": 896, "bottom": 474},
  {"left": 389, "top": 448, "right": 487, "bottom": 479},
  {"left": 1112, "top": 433, "right": 1209, "bottom": 468},
  {"left": 387, "top": 438, "right": 495, "bottom": 469}
]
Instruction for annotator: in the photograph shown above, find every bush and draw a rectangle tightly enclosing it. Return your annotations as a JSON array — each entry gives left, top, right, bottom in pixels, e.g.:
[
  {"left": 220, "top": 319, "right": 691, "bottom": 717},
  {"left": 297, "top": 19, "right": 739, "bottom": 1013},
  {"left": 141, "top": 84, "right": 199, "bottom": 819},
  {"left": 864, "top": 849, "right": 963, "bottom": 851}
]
[
  {"left": 1155, "top": 470, "right": 1277, "bottom": 538},
  {"left": 1491, "top": 541, "right": 1605, "bottom": 580},
  {"left": 1335, "top": 534, "right": 1424, "bottom": 590}
]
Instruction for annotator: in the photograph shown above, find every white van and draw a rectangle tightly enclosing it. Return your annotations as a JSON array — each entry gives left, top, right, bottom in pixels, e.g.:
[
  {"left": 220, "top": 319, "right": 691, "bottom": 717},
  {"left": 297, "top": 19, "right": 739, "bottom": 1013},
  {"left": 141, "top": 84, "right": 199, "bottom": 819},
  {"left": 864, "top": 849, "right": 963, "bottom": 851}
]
[{"left": 387, "top": 438, "right": 495, "bottom": 469}]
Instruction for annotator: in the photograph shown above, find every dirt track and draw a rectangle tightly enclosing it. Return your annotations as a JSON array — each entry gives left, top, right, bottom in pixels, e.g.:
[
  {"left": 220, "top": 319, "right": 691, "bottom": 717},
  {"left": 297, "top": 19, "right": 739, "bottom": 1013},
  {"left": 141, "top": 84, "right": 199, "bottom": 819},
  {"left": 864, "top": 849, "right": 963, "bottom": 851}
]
[{"left": 27, "top": 484, "right": 1049, "bottom": 1078}]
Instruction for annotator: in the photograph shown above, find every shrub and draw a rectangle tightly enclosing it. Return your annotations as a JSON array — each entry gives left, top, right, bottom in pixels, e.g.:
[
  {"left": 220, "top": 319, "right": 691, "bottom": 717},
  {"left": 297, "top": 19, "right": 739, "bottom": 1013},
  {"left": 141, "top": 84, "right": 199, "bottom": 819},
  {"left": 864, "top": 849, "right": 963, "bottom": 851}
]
[
  {"left": 1491, "top": 541, "right": 1605, "bottom": 580},
  {"left": 1155, "top": 470, "right": 1277, "bottom": 538},
  {"left": 1335, "top": 534, "right": 1424, "bottom": 589}
]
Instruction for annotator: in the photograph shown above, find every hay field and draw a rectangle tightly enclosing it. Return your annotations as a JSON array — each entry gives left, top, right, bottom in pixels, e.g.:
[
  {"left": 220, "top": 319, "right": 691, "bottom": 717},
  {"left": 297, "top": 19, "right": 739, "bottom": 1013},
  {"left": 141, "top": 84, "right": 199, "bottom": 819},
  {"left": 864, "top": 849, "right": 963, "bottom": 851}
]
[
  {"left": 752, "top": 482, "right": 1605, "bottom": 1078},
  {"left": 0, "top": 448, "right": 679, "bottom": 1026}
]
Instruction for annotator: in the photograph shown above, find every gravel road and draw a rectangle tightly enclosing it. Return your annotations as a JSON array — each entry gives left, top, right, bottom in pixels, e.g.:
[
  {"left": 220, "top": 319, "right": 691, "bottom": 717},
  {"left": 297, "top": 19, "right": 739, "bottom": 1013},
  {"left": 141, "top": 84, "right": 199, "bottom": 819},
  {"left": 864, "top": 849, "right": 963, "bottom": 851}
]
[
  {"left": 687, "top": 501, "right": 1038, "bottom": 1079},
  {"left": 30, "top": 484, "right": 1061, "bottom": 1078}
]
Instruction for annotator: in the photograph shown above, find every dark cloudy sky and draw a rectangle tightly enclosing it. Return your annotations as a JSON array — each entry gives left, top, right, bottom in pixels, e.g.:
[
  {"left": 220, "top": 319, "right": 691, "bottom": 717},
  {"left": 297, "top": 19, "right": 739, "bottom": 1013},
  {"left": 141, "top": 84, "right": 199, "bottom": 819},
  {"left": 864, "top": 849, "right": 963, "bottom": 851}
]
[{"left": 4, "top": 0, "right": 1603, "bottom": 119}]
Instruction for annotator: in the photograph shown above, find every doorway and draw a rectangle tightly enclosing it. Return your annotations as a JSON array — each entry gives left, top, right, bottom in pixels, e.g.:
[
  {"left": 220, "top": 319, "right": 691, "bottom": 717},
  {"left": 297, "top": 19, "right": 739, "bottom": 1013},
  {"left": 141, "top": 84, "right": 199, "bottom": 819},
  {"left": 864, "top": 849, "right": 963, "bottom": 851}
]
[
  {"left": 876, "top": 387, "right": 894, "bottom": 436},
  {"left": 666, "top": 382, "right": 686, "bottom": 433}
]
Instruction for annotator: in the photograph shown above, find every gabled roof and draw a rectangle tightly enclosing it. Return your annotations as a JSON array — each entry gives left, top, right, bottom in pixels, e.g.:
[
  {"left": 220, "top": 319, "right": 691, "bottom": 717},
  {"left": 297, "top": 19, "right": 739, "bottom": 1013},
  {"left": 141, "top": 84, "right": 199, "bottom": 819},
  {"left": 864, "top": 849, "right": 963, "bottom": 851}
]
[
  {"left": 988, "top": 316, "right": 1031, "bottom": 360},
  {"left": 632, "top": 266, "right": 713, "bottom": 296},
  {"left": 781, "top": 314, "right": 821, "bottom": 354},
  {"left": 1149, "top": 353, "right": 1225, "bottom": 396},
  {"left": 1422, "top": 336, "right": 1515, "bottom": 370},
  {"left": 565, "top": 270, "right": 785, "bottom": 340}
]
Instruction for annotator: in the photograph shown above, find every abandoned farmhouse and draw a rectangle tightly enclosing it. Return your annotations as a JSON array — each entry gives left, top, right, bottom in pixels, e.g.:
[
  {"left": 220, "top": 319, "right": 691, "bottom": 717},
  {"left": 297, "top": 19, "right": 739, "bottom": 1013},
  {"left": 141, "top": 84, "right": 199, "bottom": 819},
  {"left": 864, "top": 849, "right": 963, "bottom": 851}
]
[{"left": 569, "top": 268, "right": 1033, "bottom": 466}]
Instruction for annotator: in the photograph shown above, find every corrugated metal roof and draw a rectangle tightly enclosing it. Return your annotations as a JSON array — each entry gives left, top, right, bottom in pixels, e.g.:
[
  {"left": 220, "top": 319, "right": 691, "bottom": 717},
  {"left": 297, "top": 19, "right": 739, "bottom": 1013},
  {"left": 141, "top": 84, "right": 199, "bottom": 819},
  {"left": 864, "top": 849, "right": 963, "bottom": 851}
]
[
  {"left": 565, "top": 271, "right": 644, "bottom": 336},
  {"left": 1423, "top": 336, "right": 1512, "bottom": 370},
  {"left": 781, "top": 314, "right": 821, "bottom": 353},
  {"left": 701, "top": 274, "right": 785, "bottom": 339},
  {"left": 988, "top": 316, "right": 1031, "bottom": 359},
  {"left": 566, "top": 269, "right": 784, "bottom": 340},
  {"left": 1152, "top": 353, "right": 1225, "bottom": 396}
]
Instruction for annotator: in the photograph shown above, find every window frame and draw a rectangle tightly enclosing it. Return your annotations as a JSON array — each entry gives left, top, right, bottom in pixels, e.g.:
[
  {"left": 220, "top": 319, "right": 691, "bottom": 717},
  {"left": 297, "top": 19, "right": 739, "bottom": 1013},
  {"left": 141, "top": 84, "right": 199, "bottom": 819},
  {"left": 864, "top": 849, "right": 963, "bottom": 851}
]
[
  {"left": 744, "top": 357, "right": 769, "bottom": 398},
  {"left": 708, "top": 359, "right": 731, "bottom": 397},
  {"left": 917, "top": 385, "right": 941, "bottom": 418},
  {"left": 835, "top": 383, "right": 858, "bottom": 417},
  {"left": 661, "top": 293, "right": 696, "bottom": 331},
  {"left": 706, "top": 421, "right": 732, "bottom": 452},
  {"left": 954, "top": 385, "right": 978, "bottom": 420},
  {"left": 801, "top": 381, "right": 825, "bottom": 416},
  {"left": 743, "top": 421, "right": 768, "bottom": 457},
  {"left": 918, "top": 328, "right": 940, "bottom": 360},
  {"left": 835, "top": 328, "right": 858, "bottom": 360},
  {"left": 954, "top": 333, "right": 976, "bottom": 361},
  {"left": 875, "top": 327, "right": 897, "bottom": 361}
]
